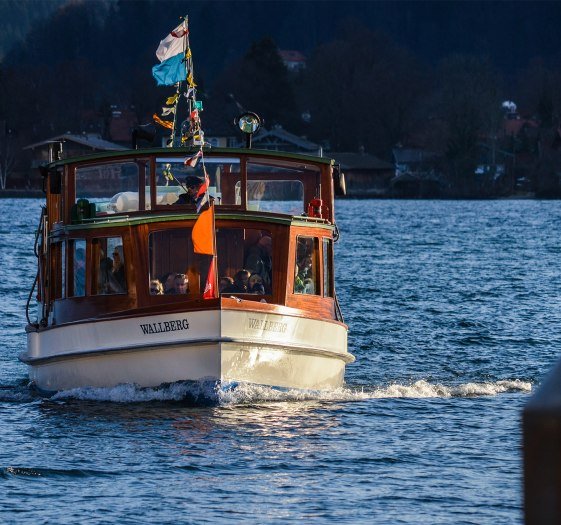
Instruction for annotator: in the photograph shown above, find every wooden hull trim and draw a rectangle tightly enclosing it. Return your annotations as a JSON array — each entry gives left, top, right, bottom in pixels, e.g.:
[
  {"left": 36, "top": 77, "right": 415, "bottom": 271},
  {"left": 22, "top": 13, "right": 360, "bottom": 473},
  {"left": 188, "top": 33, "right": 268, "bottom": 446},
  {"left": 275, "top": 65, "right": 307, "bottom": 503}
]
[{"left": 27, "top": 298, "right": 348, "bottom": 332}]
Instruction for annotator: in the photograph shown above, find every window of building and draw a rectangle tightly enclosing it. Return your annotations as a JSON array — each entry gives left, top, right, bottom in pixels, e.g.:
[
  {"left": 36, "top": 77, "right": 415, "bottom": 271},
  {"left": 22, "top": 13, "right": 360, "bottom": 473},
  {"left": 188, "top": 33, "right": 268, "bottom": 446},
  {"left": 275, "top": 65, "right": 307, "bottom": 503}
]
[{"left": 294, "top": 236, "right": 319, "bottom": 295}]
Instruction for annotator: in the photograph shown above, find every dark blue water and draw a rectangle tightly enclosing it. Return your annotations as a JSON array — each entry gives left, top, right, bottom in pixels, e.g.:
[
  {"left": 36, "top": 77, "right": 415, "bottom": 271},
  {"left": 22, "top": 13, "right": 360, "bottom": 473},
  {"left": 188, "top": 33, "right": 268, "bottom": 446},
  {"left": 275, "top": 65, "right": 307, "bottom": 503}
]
[{"left": 2, "top": 198, "right": 559, "bottom": 524}]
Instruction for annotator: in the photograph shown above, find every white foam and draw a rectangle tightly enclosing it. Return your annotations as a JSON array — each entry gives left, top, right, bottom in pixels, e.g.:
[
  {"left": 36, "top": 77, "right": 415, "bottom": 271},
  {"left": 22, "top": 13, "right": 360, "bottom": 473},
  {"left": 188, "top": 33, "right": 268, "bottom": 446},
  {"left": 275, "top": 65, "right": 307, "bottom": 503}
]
[
  {"left": 49, "top": 379, "right": 532, "bottom": 405},
  {"left": 365, "top": 379, "right": 532, "bottom": 399},
  {"left": 51, "top": 381, "right": 217, "bottom": 403},
  {"left": 217, "top": 379, "right": 532, "bottom": 405}
]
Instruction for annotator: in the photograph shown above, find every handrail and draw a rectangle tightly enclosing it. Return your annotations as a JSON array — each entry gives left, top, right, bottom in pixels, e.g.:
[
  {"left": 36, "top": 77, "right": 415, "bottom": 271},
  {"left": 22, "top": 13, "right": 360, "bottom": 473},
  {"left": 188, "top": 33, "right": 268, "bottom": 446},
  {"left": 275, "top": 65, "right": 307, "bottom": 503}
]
[
  {"left": 334, "top": 292, "right": 344, "bottom": 323},
  {"left": 26, "top": 206, "right": 46, "bottom": 327}
]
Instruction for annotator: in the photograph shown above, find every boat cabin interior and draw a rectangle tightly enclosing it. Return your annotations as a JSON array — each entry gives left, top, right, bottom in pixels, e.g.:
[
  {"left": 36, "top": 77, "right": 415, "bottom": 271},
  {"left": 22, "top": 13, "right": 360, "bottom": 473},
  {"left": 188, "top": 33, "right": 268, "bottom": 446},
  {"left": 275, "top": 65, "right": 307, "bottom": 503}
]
[{"left": 34, "top": 148, "right": 343, "bottom": 328}]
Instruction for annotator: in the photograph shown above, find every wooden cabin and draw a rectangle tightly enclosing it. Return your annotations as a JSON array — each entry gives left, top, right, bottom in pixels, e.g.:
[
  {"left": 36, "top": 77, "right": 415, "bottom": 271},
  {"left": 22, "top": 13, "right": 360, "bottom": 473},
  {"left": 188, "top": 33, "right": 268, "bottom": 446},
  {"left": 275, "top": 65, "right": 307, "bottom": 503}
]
[{"left": 35, "top": 147, "right": 344, "bottom": 330}]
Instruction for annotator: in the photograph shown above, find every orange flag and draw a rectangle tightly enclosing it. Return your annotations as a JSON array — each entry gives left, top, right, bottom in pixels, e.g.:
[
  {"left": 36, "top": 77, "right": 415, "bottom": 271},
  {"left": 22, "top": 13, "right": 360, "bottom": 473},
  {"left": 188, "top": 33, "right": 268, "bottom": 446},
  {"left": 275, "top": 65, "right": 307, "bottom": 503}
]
[{"left": 191, "top": 205, "right": 215, "bottom": 255}]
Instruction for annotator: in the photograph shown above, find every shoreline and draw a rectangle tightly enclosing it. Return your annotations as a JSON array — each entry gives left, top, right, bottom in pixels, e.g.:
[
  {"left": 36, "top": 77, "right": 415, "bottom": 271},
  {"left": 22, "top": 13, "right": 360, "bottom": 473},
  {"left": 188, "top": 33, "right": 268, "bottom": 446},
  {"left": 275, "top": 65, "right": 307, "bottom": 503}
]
[
  {"left": 0, "top": 189, "right": 45, "bottom": 198},
  {"left": 0, "top": 189, "right": 554, "bottom": 200}
]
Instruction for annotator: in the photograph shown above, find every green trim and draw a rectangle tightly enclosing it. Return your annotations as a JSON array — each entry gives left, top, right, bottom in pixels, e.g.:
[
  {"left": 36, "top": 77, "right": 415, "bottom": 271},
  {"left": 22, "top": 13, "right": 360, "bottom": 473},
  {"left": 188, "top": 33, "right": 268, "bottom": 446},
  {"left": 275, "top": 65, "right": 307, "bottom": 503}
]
[
  {"left": 53, "top": 212, "right": 334, "bottom": 235},
  {"left": 47, "top": 147, "right": 334, "bottom": 169}
]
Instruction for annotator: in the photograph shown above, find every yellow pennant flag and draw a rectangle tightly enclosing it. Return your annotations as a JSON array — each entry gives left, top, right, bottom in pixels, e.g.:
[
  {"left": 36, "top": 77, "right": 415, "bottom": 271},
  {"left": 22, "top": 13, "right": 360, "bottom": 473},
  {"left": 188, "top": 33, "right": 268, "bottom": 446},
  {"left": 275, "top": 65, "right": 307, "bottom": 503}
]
[
  {"left": 187, "top": 71, "right": 197, "bottom": 87},
  {"left": 186, "top": 48, "right": 192, "bottom": 59},
  {"left": 191, "top": 205, "right": 215, "bottom": 255},
  {"left": 166, "top": 93, "right": 179, "bottom": 105}
]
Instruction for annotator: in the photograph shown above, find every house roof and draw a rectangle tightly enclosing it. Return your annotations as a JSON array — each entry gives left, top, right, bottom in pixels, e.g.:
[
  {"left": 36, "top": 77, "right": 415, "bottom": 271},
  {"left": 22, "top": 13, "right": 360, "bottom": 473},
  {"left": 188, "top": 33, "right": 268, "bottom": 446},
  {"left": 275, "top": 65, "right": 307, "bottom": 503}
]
[
  {"left": 328, "top": 152, "right": 394, "bottom": 170},
  {"left": 393, "top": 148, "right": 438, "bottom": 164},
  {"left": 503, "top": 117, "right": 539, "bottom": 137},
  {"left": 279, "top": 50, "right": 306, "bottom": 63},
  {"left": 25, "top": 133, "right": 127, "bottom": 151},
  {"left": 249, "top": 126, "right": 320, "bottom": 152}
]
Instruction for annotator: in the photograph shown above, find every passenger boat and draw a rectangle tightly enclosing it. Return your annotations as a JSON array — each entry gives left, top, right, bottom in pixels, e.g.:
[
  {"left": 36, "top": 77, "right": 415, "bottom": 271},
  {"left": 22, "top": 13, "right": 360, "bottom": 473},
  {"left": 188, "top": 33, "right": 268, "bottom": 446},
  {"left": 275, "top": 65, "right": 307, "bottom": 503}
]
[{"left": 20, "top": 17, "right": 353, "bottom": 394}]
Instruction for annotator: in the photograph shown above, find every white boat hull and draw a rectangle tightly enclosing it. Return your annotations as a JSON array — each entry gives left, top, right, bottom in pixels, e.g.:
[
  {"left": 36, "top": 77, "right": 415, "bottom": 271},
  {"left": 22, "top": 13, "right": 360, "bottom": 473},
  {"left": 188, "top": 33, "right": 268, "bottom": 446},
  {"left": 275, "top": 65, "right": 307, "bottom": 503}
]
[{"left": 22, "top": 307, "right": 352, "bottom": 393}]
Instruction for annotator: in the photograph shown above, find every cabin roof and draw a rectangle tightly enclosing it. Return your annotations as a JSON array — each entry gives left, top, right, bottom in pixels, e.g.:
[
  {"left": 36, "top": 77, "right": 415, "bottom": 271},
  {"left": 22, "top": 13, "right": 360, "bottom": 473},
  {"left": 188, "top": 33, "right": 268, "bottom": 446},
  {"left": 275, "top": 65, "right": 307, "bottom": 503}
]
[
  {"left": 52, "top": 211, "right": 334, "bottom": 233},
  {"left": 45, "top": 146, "right": 334, "bottom": 168}
]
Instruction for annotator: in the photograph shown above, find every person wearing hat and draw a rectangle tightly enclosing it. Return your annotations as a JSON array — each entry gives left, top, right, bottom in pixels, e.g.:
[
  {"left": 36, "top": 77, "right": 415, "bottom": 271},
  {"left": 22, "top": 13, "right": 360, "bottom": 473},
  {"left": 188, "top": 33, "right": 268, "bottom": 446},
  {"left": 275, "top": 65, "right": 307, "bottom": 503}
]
[{"left": 176, "top": 175, "right": 203, "bottom": 205}]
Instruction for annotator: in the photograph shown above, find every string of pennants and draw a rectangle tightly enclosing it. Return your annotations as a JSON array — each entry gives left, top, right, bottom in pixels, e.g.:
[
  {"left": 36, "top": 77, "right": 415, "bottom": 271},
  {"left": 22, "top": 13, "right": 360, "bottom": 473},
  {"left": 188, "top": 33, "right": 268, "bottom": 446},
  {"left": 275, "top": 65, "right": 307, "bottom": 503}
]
[
  {"left": 151, "top": 16, "right": 205, "bottom": 152},
  {"left": 151, "top": 16, "right": 217, "bottom": 299}
]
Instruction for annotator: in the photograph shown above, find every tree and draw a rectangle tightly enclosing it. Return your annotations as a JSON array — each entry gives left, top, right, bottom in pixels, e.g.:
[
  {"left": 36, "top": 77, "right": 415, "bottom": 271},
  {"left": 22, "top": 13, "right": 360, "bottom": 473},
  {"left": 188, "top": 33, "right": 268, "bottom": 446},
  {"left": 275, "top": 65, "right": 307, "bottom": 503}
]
[
  {"left": 210, "top": 37, "right": 298, "bottom": 130},
  {"left": 431, "top": 55, "right": 502, "bottom": 196},
  {"left": 301, "top": 21, "right": 429, "bottom": 157}
]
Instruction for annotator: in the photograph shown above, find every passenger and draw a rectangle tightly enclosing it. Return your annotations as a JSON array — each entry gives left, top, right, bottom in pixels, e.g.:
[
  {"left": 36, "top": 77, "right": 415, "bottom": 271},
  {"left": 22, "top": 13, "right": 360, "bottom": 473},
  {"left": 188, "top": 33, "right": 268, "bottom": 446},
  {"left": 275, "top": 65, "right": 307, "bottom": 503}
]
[
  {"left": 172, "top": 273, "right": 189, "bottom": 294},
  {"left": 245, "top": 234, "right": 272, "bottom": 291},
  {"left": 222, "top": 269, "right": 250, "bottom": 294},
  {"left": 161, "top": 272, "right": 176, "bottom": 294},
  {"left": 218, "top": 276, "right": 234, "bottom": 293},
  {"left": 99, "top": 256, "right": 122, "bottom": 294},
  {"left": 149, "top": 279, "right": 164, "bottom": 295},
  {"left": 112, "top": 245, "right": 126, "bottom": 292},
  {"left": 294, "top": 264, "right": 305, "bottom": 293},
  {"left": 248, "top": 273, "right": 265, "bottom": 295},
  {"left": 175, "top": 175, "right": 204, "bottom": 205},
  {"left": 298, "top": 255, "right": 313, "bottom": 279}
]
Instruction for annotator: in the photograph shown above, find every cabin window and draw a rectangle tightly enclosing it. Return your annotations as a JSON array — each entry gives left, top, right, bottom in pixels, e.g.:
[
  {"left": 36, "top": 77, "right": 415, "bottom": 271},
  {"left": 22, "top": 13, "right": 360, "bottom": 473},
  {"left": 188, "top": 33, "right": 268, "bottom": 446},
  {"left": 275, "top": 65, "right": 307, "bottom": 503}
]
[
  {"left": 246, "top": 160, "right": 319, "bottom": 215},
  {"left": 323, "top": 238, "right": 332, "bottom": 298},
  {"left": 247, "top": 160, "right": 320, "bottom": 215},
  {"left": 294, "top": 236, "right": 319, "bottom": 295},
  {"left": 92, "top": 236, "right": 127, "bottom": 295},
  {"left": 149, "top": 228, "right": 208, "bottom": 295},
  {"left": 154, "top": 157, "right": 241, "bottom": 207},
  {"left": 51, "top": 241, "right": 65, "bottom": 300},
  {"left": 217, "top": 228, "right": 273, "bottom": 295},
  {"left": 148, "top": 227, "right": 272, "bottom": 296},
  {"left": 71, "top": 239, "right": 86, "bottom": 297},
  {"left": 61, "top": 241, "right": 66, "bottom": 298},
  {"left": 75, "top": 161, "right": 141, "bottom": 216}
]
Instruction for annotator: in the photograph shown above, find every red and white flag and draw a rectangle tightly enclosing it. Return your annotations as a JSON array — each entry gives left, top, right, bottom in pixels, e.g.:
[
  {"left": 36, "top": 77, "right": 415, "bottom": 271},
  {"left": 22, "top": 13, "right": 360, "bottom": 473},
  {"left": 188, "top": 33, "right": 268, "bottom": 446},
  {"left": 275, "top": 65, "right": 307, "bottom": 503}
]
[
  {"left": 203, "top": 258, "right": 217, "bottom": 299},
  {"left": 156, "top": 21, "right": 188, "bottom": 62},
  {"left": 194, "top": 166, "right": 210, "bottom": 213},
  {"left": 184, "top": 150, "right": 202, "bottom": 168}
]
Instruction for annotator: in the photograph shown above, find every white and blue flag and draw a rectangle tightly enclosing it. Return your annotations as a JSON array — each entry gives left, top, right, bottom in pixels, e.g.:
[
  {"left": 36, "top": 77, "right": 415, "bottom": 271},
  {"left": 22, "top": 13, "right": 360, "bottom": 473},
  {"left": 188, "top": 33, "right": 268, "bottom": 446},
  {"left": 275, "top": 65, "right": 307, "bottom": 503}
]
[{"left": 152, "top": 22, "right": 188, "bottom": 86}]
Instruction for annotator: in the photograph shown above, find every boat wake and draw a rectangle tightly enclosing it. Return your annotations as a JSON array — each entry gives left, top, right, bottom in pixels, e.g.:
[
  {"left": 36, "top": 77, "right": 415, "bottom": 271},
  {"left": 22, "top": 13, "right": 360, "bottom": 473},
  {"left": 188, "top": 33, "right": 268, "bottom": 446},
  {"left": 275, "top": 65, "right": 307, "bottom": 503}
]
[{"left": 48, "top": 378, "right": 532, "bottom": 405}]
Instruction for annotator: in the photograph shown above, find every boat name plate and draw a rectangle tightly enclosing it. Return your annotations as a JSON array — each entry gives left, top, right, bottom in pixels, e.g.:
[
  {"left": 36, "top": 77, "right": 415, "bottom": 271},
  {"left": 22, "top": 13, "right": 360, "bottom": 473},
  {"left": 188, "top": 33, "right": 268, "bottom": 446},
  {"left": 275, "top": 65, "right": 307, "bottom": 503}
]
[
  {"left": 248, "top": 317, "right": 288, "bottom": 334},
  {"left": 139, "top": 319, "right": 190, "bottom": 335}
]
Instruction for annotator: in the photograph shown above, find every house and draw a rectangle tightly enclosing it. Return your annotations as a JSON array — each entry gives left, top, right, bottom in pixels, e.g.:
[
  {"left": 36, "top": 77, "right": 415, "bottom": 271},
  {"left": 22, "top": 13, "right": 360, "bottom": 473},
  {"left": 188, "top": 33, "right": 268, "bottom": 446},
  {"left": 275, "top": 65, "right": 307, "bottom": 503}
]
[
  {"left": 108, "top": 106, "right": 138, "bottom": 144},
  {"left": 279, "top": 50, "right": 306, "bottom": 71},
  {"left": 25, "top": 133, "right": 127, "bottom": 167},
  {"left": 328, "top": 151, "right": 394, "bottom": 197},
  {"left": 391, "top": 147, "right": 444, "bottom": 197},
  {"left": 240, "top": 125, "right": 322, "bottom": 154}
]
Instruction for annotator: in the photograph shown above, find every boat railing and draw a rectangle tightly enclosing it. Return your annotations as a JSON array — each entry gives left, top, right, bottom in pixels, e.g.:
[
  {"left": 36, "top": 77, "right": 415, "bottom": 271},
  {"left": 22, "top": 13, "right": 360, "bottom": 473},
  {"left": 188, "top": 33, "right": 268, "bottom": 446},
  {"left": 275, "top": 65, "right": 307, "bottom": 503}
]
[{"left": 26, "top": 206, "right": 47, "bottom": 327}]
